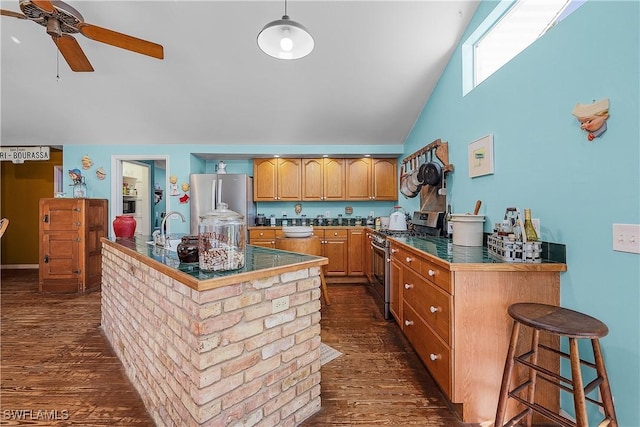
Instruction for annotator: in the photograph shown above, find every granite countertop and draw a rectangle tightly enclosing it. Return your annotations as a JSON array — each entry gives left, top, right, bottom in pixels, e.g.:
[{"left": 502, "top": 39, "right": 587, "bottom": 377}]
[
  {"left": 389, "top": 235, "right": 567, "bottom": 271},
  {"left": 102, "top": 235, "right": 328, "bottom": 291}
]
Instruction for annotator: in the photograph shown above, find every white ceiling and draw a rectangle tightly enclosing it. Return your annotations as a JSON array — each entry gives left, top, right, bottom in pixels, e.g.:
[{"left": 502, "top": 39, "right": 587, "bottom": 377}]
[{"left": 1, "top": 1, "right": 479, "bottom": 150}]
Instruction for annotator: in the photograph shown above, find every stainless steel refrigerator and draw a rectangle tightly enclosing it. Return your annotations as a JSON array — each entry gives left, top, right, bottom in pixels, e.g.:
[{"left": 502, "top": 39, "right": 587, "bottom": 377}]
[{"left": 189, "top": 174, "right": 256, "bottom": 235}]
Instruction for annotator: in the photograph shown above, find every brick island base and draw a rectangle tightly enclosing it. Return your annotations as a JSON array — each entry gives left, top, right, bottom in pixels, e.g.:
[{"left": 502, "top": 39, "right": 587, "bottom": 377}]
[{"left": 101, "top": 244, "right": 323, "bottom": 426}]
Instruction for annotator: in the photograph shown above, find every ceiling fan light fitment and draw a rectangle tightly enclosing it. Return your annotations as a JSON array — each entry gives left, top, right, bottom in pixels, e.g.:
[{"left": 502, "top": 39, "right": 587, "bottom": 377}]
[
  {"left": 257, "top": 1, "right": 313, "bottom": 60},
  {"left": 2, "top": 0, "right": 164, "bottom": 72}
]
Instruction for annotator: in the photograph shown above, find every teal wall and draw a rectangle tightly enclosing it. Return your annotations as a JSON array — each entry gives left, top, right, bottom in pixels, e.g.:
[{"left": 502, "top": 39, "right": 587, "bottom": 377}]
[
  {"left": 63, "top": 145, "right": 402, "bottom": 234},
  {"left": 402, "top": 1, "right": 639, "bottom": 424},
  {"left": 61, "top": 1, "right": 638, "bottom": 423}
]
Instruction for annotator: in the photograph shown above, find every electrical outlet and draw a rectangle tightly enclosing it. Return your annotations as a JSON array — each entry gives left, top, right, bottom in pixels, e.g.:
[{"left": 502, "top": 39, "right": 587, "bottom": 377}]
[
  {"left": 325, "top": 210, "right": 330, "bottom": 218},
  {"left": 612, "top": 224, "right": 640, "bottom": 254},
  {"left": 272, "top": 296, "right": 289, "bottom": 313}
]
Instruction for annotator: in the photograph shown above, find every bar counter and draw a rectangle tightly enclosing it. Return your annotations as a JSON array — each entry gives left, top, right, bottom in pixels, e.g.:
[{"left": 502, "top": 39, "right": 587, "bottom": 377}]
[
  {"left": 100, "top": 236, "right": 328, "bottom": 426},
  {"left": 102, "top": 235, "right": 328, "bottom": 291}
]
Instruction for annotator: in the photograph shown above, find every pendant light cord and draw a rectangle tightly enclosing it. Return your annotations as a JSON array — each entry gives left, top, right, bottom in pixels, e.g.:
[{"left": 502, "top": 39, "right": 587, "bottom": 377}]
[{"left": 284, "top": 0, "right": 288, "bottom": 17}]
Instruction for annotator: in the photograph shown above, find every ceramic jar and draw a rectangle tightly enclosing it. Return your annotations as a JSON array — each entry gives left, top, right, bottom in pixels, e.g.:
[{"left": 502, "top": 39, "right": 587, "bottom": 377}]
[
  {"left": 113, "top": 215, "right": 136, "bottom": 238},
  {"left": 177, "top": 235, "right": 199, "bottom": 263}
]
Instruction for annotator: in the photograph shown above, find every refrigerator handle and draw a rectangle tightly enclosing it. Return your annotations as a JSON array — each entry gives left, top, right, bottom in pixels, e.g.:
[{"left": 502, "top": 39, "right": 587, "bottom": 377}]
[
  {"left": 211, "top": 179, "right": 217, "bottom": 211},
  {"left": 218, "top": 179, "right": 223, "bottom": 207}
]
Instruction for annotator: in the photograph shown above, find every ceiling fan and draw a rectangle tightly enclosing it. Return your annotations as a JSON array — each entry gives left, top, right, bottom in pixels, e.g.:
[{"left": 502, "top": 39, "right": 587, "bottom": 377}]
[{"left": 0, "top": 0, "right": 164, "bottom": 72}]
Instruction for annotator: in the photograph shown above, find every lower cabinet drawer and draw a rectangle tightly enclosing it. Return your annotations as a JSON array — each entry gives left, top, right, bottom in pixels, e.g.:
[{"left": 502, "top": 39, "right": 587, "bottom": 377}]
[
  {"left": 420, "top": 259, "right": 451, "bottom": 293},
  {"left": 403, "top": 301, "right": 452, "bottom": 398},
  {"left": 403, "top": 267, "right": 452, "bottom": 346},
  {"left": 249, "top": 229, "right": 276, "bottom": 241}
]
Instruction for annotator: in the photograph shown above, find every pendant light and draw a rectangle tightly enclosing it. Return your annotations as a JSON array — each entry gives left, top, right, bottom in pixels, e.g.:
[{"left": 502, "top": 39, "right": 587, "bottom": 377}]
[{"left": 257, "top": 0, "right": 314, "bottom": 60}]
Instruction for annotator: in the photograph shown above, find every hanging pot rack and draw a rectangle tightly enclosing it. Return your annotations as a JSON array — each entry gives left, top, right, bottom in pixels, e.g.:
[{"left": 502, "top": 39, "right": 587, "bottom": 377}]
[{"left": 402, "top": 138, "right": 454, "bottom": 173}]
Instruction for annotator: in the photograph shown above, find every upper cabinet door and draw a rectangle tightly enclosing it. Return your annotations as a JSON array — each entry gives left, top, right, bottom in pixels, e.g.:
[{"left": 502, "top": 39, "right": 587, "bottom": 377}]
[
  {"left": 345, "top": 158, "right": 372, "bottom": 200},
  {"left": 302, "top": 158, "right": 324, "bottom": 200},
  {"left": 39, "top": 198, "right": 82, "bottom": 232},
  {"left": 323, "top": 158, "right": 346, "bottom": 201},
  {"left": 277, "top": 158, "right": 302, "bottom": 201},
  {"left": 372, "top": 158, "right": 398, "bottom": 201},
  {"left": 254, "top": 158, "right": 278, "bottom": 201}
]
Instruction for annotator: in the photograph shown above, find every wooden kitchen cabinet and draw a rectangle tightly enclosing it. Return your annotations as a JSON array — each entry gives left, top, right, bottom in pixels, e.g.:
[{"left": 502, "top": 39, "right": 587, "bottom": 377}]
[
  {"left": 301, "top": 158, "right": 346, "bottom": 201},
  {"left": 345, "top": 158, "right": 397, "bottom": 201},
  {"left": 249, "top": 228, "right": 279, "bottom": 248},
  {"left": 347, "top": 228, "right": 365, "bottom": 276},
  {"left": 39, "top": 198, "right": 108, "bottom": 294},
  {"left": 253, "top": 158, "right": 301, "bottom": 201},
  {"left": 313, "top": 228, "right": 348, "bottom": 276},
  {"left": 389, "top": 240, "right": 564, "bottom": 424}
]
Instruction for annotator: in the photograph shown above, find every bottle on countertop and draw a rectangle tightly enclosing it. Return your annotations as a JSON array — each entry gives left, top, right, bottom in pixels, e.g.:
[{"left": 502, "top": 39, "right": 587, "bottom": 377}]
[
  {"left": 282, "top": 214, "right": 288, "bottom": 227},
  {"left": 523, "top": 208, "right": 538, "bottom": 241},
  {"left": 270, "top": 214, "right": 276, "bottom": 227},
  {"left": 337, "top": 214, "right": 343, "bottom": 226}
]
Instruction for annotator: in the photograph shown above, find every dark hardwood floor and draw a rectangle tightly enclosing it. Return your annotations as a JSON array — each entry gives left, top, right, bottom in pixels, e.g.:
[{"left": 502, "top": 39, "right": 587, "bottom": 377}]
[{"left": 1, "top": 269, "right": 472, "bottom": 426}]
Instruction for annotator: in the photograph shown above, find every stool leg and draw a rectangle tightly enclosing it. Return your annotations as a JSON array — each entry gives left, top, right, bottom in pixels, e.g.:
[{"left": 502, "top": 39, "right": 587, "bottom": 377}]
[
  {"left": 592, "top": 339, "right": 618, "bottom": 427},
  {"left": 569, "top": 337, "right": 589, "bottom": 426},
  {"left": 524, "top": 329, "right": 540, "bottom": 427},
  {"left": 320, "top": 271, "right": 331, "bottom": 306},
  {"left": 495, "top": 320, "right": 521, "bottom": 427}
]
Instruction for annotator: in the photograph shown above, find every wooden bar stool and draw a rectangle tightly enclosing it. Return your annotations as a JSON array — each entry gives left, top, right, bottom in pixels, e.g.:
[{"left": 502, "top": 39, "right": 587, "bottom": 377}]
[
  {"left": 495, "top": 303, "right": 617, "bottom": 427},
  {"left": 275, "top": 236, "right": 330, "bottom": 306}
]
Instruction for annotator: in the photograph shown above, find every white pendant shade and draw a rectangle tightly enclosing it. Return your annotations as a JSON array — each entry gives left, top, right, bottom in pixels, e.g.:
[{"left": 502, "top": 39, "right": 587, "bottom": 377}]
[{"left": 257, "top": 15, "right": 314, "bottom": 60}]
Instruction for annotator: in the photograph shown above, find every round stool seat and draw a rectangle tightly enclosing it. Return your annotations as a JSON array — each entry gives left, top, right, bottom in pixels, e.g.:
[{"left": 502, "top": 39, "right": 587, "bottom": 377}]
[{"left": 508, "top": 303, "right": 608, "bottom": 339}]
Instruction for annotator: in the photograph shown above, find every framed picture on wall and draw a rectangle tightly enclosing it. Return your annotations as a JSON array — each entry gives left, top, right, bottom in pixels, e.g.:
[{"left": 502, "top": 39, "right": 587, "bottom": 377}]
[{"left": 468, "top": 134, "right": 494, "bottom": 178}]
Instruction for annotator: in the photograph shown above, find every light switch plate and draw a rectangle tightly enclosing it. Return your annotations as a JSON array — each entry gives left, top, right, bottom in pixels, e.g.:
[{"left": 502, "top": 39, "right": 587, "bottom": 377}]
[{"left": 612, "top": 224, "right": 640, "bottom": 254}]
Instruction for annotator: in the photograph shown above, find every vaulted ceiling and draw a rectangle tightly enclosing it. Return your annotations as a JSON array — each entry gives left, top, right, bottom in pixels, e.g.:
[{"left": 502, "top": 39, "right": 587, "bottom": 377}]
[{"left": 1, "top": 1, "right": 479, "bottom": 148}]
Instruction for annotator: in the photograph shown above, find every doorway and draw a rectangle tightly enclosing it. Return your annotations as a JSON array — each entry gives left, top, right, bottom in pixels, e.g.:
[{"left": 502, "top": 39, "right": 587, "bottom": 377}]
[{"left": 110, "top": 155, "right": 169, "bottom": 237}]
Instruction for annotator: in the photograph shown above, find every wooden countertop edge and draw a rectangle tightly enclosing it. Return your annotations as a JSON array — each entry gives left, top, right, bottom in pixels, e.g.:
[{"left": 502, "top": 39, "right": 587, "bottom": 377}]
[
  {"left": 102, "top": 238, "right": 328, "bottom": 292},
  {"left": 391, "top": 239, "right": 567, "bottom": 273}
]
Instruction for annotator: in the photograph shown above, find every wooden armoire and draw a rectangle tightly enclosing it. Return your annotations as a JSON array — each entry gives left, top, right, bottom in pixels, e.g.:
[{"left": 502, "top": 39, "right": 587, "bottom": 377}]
[{"left": 38, "top": 198, "right": 109, "bottom": 293}]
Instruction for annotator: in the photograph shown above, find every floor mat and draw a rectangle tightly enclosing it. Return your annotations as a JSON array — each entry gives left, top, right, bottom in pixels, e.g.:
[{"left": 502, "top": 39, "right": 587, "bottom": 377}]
[{"left": 319, "top": 342, "right": 343, "bottom": 366}]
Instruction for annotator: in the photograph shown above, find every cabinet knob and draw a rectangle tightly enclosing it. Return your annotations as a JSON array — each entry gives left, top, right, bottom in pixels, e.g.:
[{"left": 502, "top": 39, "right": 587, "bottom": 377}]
[
  {"left": 391, "top": 249, "right": 398, "bottom": 254},
  {"left": 333, "top": 232, "right": 338, "bottom": 236},
  {"left": 404, "top": 320, "right": 414, "bottom": 326},
  {"left": 404, "top": 283, "right": 413, "bottom": 289},
  {"left": 428, "top": 269, "right": 436, "bottom": 276},
  {"left": 429, "top": 306, "right": 441, "bottom": 313},
  {"left": 429, "top": 353, "right": 441, "bottom": 361},
  {"left": 43, "top": 255, "right": 49, "bottom": 263},
  {"left": 42, "top": 214, "right": 49, "bottom": 223},
  {"left": 406, "top": 257, "right": 413, "bottom": 263}
]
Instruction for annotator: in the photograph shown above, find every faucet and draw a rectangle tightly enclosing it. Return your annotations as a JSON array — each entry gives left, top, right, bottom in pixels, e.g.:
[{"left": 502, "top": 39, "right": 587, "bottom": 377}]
[{"left": 156, "top": 211, "right": 186, "bottom": 248}]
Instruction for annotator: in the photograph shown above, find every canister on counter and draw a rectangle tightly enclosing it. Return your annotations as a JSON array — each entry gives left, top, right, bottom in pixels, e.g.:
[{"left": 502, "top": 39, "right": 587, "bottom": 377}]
[{"left": 198, "top": 203, "right": 246, "bottom": 271}]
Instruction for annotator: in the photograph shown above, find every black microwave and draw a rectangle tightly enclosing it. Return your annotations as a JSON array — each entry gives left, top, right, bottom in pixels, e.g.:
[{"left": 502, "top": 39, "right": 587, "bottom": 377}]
[{"left": 123, "top": 198, "right": 136, "bottom": 214}]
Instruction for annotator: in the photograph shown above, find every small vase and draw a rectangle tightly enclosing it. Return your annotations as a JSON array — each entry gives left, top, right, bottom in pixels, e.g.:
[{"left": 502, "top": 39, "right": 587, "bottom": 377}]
[{"left": 113, "top": 215, "right": 136, "bottom": 238}]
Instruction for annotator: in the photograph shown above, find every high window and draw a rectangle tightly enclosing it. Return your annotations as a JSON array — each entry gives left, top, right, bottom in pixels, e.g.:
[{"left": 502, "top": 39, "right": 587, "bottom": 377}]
[{"left": 463, "top": 0, "right": 585, "bottom": 94}]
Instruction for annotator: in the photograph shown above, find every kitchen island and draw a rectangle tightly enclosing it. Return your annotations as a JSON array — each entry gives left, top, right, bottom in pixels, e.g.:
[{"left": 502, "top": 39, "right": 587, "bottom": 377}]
[
  {"left": 388, "top": 235, "right": 567, "bottom": 424},
  {"left": 100, "top": 236, "right": 328, "bottom": 427}
]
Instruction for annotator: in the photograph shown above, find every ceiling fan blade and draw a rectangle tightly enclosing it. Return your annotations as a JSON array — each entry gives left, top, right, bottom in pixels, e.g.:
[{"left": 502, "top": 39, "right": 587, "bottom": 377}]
[
  {"left": 1, "top": 9, "right": 28, "bottom": 19},
  {"left": 31, "top": 0, "right": 55, "bottom": 13},
  {"left": 78, "top": 23, "right": 164, "bottom": 60},
  {"left": 53, "top": 34, "right": 94, "bottom": 72}
]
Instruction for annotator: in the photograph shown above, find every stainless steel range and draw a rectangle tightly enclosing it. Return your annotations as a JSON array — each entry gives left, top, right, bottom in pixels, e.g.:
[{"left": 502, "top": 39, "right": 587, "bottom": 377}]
[{"left": 369, "top": 210, "right": 444, "bottom": 319}]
